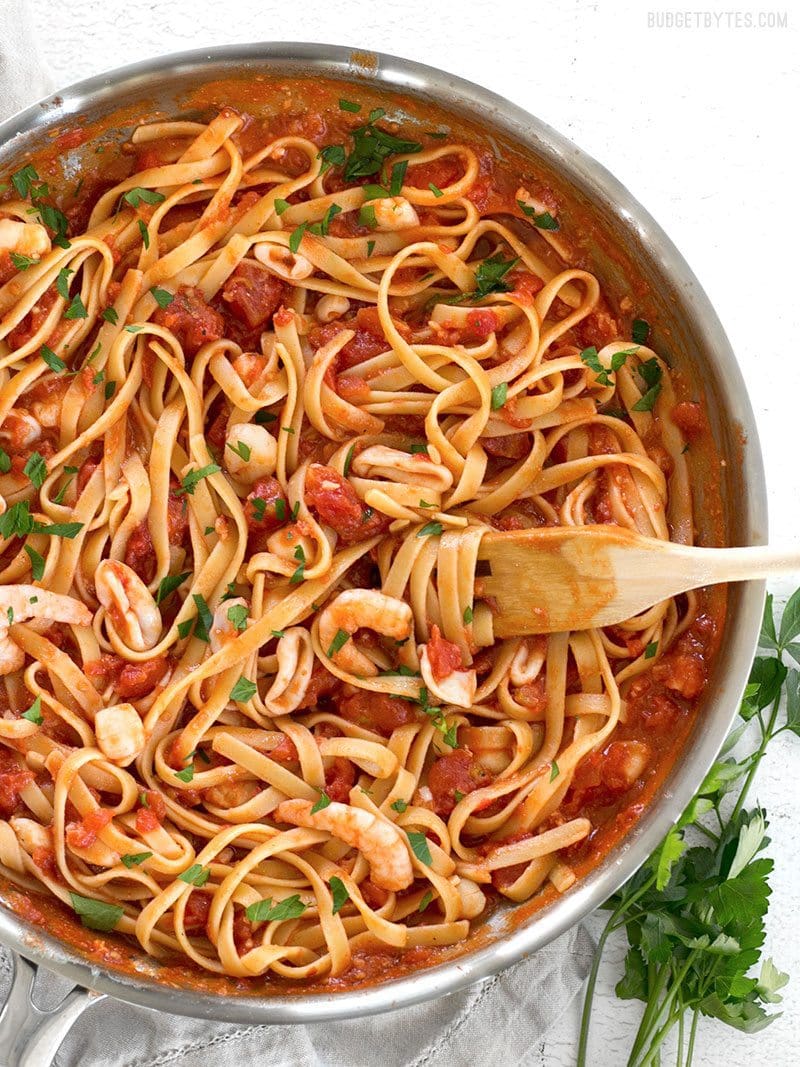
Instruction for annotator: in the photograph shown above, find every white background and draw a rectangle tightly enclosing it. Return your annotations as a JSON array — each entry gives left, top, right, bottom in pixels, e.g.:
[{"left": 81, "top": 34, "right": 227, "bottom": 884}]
[{"left": 28, "top": 1, "right": 800, "bottom": 1063}]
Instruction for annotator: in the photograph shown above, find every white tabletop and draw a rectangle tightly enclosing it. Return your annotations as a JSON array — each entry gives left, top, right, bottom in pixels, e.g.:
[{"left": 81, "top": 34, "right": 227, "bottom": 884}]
[{"left": 30, "top": 1, "right": 800, "bottom": 1063}]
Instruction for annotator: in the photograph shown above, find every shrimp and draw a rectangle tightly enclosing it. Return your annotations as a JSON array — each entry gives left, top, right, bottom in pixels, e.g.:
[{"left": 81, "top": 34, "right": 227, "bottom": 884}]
[
  {"left": 0, "top": 411, "right": 41, "bottom": 449},
  {"left": 419, "top": 644, "right": 477, "bottom": 709},
  {"left": 315, "top": 295, "right": 350, "bottom": 323},
  {"left": 0, "top": 585, "right": 91, "bottom": 675},
  {"left": 509, "top": 636, "right": 547, "bottom": 687},
  {"left": 254, "top": 242, "right": 314, "bottom": 281},
  {"left": 318, "top": 589, "right": 414, "bottom": 678},
  {"left": 264, "top": 626, "right": 315, "bottom": 715},
  {"left": 275, "top": 798, "right": 414, "bottom": 891},
  {"left": 351, "top": 445, "right": 453, "bottom": 492},
  {"left": 94, "top": 702, "right": 145, "bottom": 765},
  {"left": 0, "top": 219, "right": 51, "bottom": 259},
  {"left": 371, "top": 197, "right": 420, "bottom": 231},
  {"left": 224, "top": 423, "right": 278, "bottom": 484},
  {"left": 95, "top": 560, "right": 161, "bottom": 652},
  {"left": 210, "top": 597, "right": 248, "bottom": 655},
  {"left": 454, "top": 876, "right": 487, "bottom": 919}
]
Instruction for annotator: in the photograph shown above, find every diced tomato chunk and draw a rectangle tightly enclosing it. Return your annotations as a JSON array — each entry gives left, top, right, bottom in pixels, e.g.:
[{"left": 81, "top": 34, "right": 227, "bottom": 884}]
[
  {"left": 360, "top": 879, "right": 390, "bottom": 909},
  {"left": 564, "top": 741, "right": 651, "bottom": 815},
  {"left": 482, "top": 433, "right": 530, "bottom": 460},
  {"left": 0, "top": 757, "right": 35, "bottom": 819},
  {"left": 671, "top": 401, "right": 707, "bottom": 440},
  {"left": 116, "top": 656, "right": 169, "bottom": 699},
  {"left": 325, "top": 758, "right": 357, "bottom": 803},
  {"left": 425, "top": 624, "right": 463, "bottom": 681},
  {"left": 32, "top": 846, "right": 59, "bottom": 881},
  {"left": 65, "top": 807, "right": 113, "bottom": 850},
  {"left": 338, "top": 690, "right": 419, "bottom": 736},
  {"left": 183, "top": 892, "right": 211, "bottom": 933},
  {"left": 136, "top": 790, "right": 166, "bottom": 834},
  {"left": 575, "top": 309, "right": 619, "bottom": 350},
  {"left": 221, "top": 262, "right": 286, "bottom": 329},
  {"left": 268, "top": 735, "right": 299, "bottom": 763},
  {"left": 245, "top": 476, "right": 287, "bottom": 536},
  {"left": 7, "top": 287, "right": 58, "bottom": 349},
  {"left": 152, "top": 286, "right": 224, "bottom": 356},
  {"left": 295, "top": 662, "right": 339, "bottom": 711},
  {"left": 304, "top": 463, "right": 389, "bottom": 543},
  {"left": 515, "top": 675, "right": 546, "bottom": 714},
  {"left": 427, "top": 749, "right": 489, "bottom": 817}
]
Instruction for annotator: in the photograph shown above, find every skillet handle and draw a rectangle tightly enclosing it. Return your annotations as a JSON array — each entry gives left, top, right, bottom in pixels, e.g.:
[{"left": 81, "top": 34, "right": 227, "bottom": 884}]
[{"left": 0, "top": 952, "right": 104, "bottom": 1067}]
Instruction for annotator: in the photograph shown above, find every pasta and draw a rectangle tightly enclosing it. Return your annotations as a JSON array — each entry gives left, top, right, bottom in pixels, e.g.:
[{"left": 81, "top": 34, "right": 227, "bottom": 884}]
[{"left": 0, "top": 92, "right": 722, "bottom": 985}]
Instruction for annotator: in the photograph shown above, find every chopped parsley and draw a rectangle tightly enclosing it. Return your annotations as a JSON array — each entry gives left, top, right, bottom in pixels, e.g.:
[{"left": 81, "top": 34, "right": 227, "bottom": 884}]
[
  {"left": 339, "top": 99, "right": 361, "bottom": 113},
  {"left": 69, "top": 893, "right": 123, "bottom": 931},
  {"left": 428, "top": 182, "right": 444, "bottom": 198},
  {"left": 121, "top": 852, "right": 152, "bottom": 868},
  {"left": 24, "top": 545, "right": 45, "bottom": 581},
  {"left": 632, "top": 357, "right": 663, "bottom": 412},
  {"left": 40, "top": 345, "right": 66, "bottom": 373},
  {"left": 246, "top": 894, "right": 307, "bottom": 922},
  {"left": 390, "top": 798, "right": 408, "bottom": 814},
  {"left": 123, "top": 187, "right": 165, "bottom": 208},
  {"left": 230, "top": 676, "right": 257, "bottom": 702},
  {"left": 227, "top": 440, "right": 251, "bottom": 462},
  {"left": 175, "top": 463, "right": 221, "bottom": 495},
  {"left": 155, "top": 571, "right": 191, "bottom": 604},
  {"left": 178, "top": 864, "right": 210, "bottom": 887},
  {"left": 517, "top": 199, "right": 560, "bottom": 230},
  {"left": 463, "top": 605, "right": 474, "bottom": 624},
  {"left": 330, "top": 875, "right": 349, "bottom": 913},
  {"left": 327, "top": 628, "right": 350, "bottom": 658},
  {"left": 23, "top": 451, "right": 47, "bottom": 489},
  {"left": 22, "top": 696, "right": 43, "bottom": 725},
  {"left": 64, "top": 293, "right": 88, "bottom": 320},
  {"left": 490, "top": 382, "right": 508, "bottom": 410},
  {"left": 226, "top": 603, "right": 248, "bottom": 631},
  {"left": 417, "top": 522, "right": 443, "bottom": 538},
  {"left": 150, "top": 286, "right": 173, "bottom": 308},
  {"left": 644, "top": 641, "right": 659, "bottom": 659},
  {"left": 407, "top": 831, "right": 432, "bottom": 866},
  {"left": 311, "top": 791, "right": 331, "bottom": 814}
]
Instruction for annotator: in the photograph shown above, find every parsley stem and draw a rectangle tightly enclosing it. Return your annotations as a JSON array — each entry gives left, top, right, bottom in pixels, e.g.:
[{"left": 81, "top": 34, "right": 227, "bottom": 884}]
[
  {"left": 729, "top": 682, "right": 783, "bottom": 824},
  {"left": 685, "top": 1008, "right": 700, "bottom": 1065}
]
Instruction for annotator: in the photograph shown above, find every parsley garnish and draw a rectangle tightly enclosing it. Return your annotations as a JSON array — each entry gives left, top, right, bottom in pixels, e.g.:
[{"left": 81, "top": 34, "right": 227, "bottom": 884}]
[
  {"left": 22, "top": 696, "right": 43, "bottom": 725},
  {"left": 0, "top": 500, "right": 82, "bottom": 540},
  {"left": 428, "top": 182, "right": 444, "bottom": 198},
  {"left": 340, "top": 115, "right": 422, "bottom": 181},
  {"left": 490, "top": 382, "right": 508, "bottom": 410},
  {"left": 311, "top": 791, "right": 331, "bottom": 814},
  {"left": 24, "top": 545, "right": 45, "bottom": 581},
  {"left": 10, "top": 252, "right": 35, "bottom": 271},
  {"left": 175, "top": 463, "right": 220, "bottom": 495},
  {"left": 56, "top": 266, "right": 73, "bottom": 299},
  {"left": 359, "top": 204, "right": 377, "bottom": 229},
  {"left": 174, "top": 764, "right": 195, "bottom": 783},
  {"left": 339, "top": 99, "right": 361, "bottom": 113},
  {"left": 123, "top": 187, "right": 165, "bottom": 208},
  {"left": 227, "top": 440, "right": 251, "bottom": 462},
  {"left": 156, "top": 571, "right": 191, "bottom": 604},
  {"left": 0, "top": 448, "right": 9, "bottom": 474},
  {"left": 418, "top": 890, "right": 433, "bottom": 912},
  {"left": 389, "top": 160, "right": 408, "bottom": 196},
  {"left": 102, "top": 307, "right": 118, "bottom": 325},
  {"left": 230, "top": 676, "right": 257, "bottom": 702},
  {"left": 407, "top": 831, "right": 432, "bottom": 866},
  {"left": 327, "top": 629, "right": 350, "bottom": 658},
  {"left": 632, "top": 318, "right": 650, "bottom": 344},
  {"left": 246, "top": 895, "right": 307, "bottom": 922},
  {"left": 631, "top": 357, "right": 663, "bottom": 412},
  {"left": 580, "top": 346, "right": 633, "bottom": 388},
  {"left": 23, "top": 451, "right": 47, "bottom": 489},
  {"left": 178, "top": 864, "right": 210, "bottom": 887},
  {"left": 10, "top": 163, "right": 39, "bottom": 198},
  {"left": 40, "top": 345, "right": 66, "bottom": 373},
  {"left": 150, "top": 286, "right": 173, "bottom": 308},
  {"left": 390, "top": 798, "right": 408, "bottom": 814},
  {"left": 644, "top": 640, "right": 659, "bottom": 659},
  {"left": 64, "top": 293, "right": 88, "bottom": 320},
  {"left": 137, "top": 219, "right": 149, "bottom": 248},
  {"left": 463, "top": 605, "right": 474, "bottom": 624},
  {"left": 330, "top": 876, "right": 349, "bottom": 913},
  {"left": 517, "top": 199, "right": 560, "bottom": 230},
  {"left": 227, "top": 604, "right": 248, "bottom": 631},
  {"left": 417, "top": 522, "right": 443, "bottom": 538},
  {"left": 69, "top": 893, "right": 123, "bottom": 931},
  {"left": 550, "top": 760, "right": 560, "bottom": 782},
  {"left": 121, "top": 852, "right": 152, "bottom": 868},
  {"left": 274, "top": 198, "right": 290, "bottom": 215}
]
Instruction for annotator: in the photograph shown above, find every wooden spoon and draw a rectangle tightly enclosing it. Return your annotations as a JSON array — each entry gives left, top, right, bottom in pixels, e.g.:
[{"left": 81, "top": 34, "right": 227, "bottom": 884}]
[{"left": 476, "top": 525, "right": 797, "bottom": 636}]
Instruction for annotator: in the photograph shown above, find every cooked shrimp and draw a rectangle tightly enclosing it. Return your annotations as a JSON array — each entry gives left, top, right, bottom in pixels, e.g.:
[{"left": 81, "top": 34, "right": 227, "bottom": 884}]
[
  {"left": 203, "top": 779, "right": 260, "bottom": 809},
  {"left": 94, "top": 702, "right": 145, "bottom": 765},
  {"left": 264, "top": 626, "right": 315, "bottom": 715},
  {"left": 0, "top": 411, "right": 41, "bottom": 449},
  {"left": 352, "top": 445, "right": 453, "bottom": 492},
  {"left": 224, "top": 423, "right": 278, "bottom": 484},
  {"left": 210, "top": 597, "right": 249, "bottom": 655},
  {"left": 318, "top": 589, "right": 413, "bottom": 678},
  {"left": 275, "top": 798, "right": 414, "bottom": 891},
  {"left": 315, "top": 295, "right": 350, "bottom": 323},
  {"left": 509, "top": 636, "right": 547, "bottom": 686},
  {"left": 419, "top": 644, "right": 477, "bottom": 709},
  {"left": 254, "top": 242, "right": 314, "bottom": 281},
  {"left": 0, "top": 585, "right": 91, "bottom": 675},
  {"left": 0, "top": 219, "right": 51, "bottom": 259},
  {"left": 95, "top": 560, "right": 161, "bottom": 652},
  {"left": 371, "top": 197, "right": 420, "bottom": 231},
  {"left": 9, "top": 816, "right": 53, "bottom": 860},
  {"left": 455, "top": 876, "right": 487, "bottom": 919}
]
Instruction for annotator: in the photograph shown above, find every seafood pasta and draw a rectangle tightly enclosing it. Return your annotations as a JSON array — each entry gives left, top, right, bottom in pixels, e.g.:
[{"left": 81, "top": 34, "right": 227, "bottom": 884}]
[{"left": 0, "top": 90, "right": 722, "bottom": 985}]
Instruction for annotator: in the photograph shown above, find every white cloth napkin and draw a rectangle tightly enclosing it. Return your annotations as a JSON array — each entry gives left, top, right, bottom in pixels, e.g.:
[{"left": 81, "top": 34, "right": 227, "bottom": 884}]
[{"left": 0, "top": 5, "right": 596, "bottom": 1063}]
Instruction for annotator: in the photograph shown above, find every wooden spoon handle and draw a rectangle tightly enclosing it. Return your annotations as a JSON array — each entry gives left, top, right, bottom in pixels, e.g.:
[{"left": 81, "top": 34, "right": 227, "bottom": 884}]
[{"left": 672, "top": 544, "right": 800, "bottom": 586}]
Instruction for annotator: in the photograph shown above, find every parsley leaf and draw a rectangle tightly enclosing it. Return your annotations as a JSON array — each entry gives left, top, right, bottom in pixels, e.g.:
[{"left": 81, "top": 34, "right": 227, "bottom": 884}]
[
  {"left": 156, "top": 570, "right": 191, "bottom": 604},
  {"left": 178, "top": 864, "right": 209, "bottom": 886},
  {"left": 407, "top": 831, "right": 432, "bottom": 866},
  {"left": 175, "top": 463, "right": 220, "bottom": 495},
  {"left": 311, "top": 791, "right": 331, "bottom": 814},
  {"left": 246, "top": 895, "right": 307, "bottom": 922},
  {"left": 330, "top": 876, "right": 349, "bottom": 913},
  {"left": 230, "top": 676, "right": 257, "bottom": 702},
  {"left": 69, "top": 893, "right": 124, "bottom": 931}
]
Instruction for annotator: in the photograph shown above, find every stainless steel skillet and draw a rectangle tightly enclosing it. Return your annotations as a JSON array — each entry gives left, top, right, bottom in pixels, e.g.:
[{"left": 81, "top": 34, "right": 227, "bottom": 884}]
[{"left": 0, "top": 41, "right": 767, "bottom": 1066}]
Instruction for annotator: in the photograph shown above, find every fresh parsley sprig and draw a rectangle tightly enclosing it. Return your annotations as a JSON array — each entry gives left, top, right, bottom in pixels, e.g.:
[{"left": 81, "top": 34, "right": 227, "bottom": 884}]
[{"left": 578, "top": 587, "right": 800, "bottom": 1067}]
